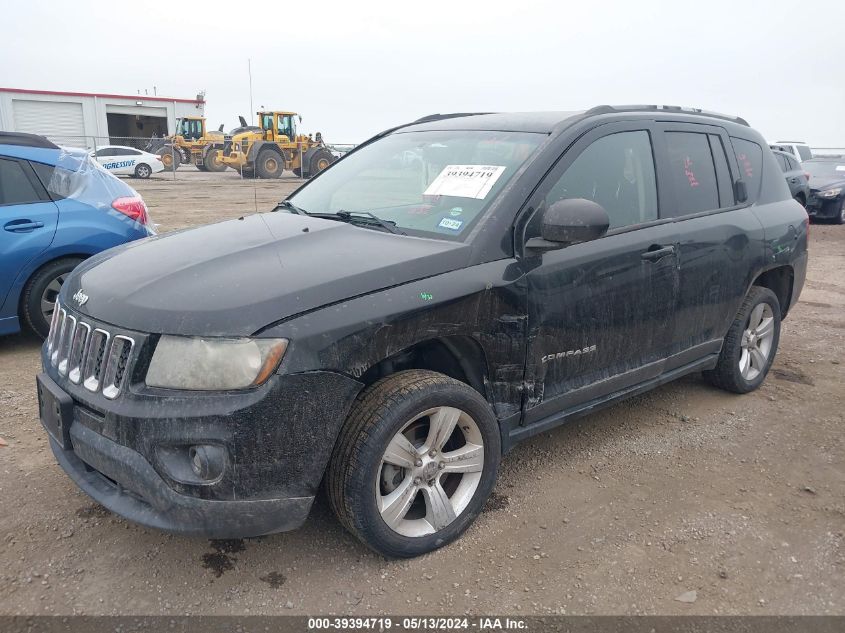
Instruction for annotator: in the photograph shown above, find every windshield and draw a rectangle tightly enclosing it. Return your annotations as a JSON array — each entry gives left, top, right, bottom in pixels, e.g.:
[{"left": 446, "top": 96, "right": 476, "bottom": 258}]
[
  {"left": 804, "top": 160, "right": 845, "bottom": 179},
  {"left": 288, "top": 130, "right": 544, "bottom": 240}
]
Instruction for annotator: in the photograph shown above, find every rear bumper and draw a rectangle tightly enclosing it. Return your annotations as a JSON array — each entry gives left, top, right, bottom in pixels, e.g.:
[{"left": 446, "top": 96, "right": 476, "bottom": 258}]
[{"left": 49, "top": 424, "right": 313, "bottom": 538}]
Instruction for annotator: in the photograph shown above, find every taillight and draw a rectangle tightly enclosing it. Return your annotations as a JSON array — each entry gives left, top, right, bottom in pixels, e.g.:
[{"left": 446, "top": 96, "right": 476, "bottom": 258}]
[
  {"left": 804, "top": 172, "right": 811, "bottom": 182},
  {"left": 112, "top": 196, "right": 148, "bottom": 225}
]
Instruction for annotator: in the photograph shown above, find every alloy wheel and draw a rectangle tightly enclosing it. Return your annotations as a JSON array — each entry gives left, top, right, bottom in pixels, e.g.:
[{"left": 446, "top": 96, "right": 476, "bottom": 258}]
[
  {"left": 376, "top": 406, "right": 484, "bottom": 537},
  {"left": 40, "top": 273, "right": 67, "bottom": 324},
  {"left": 739, "top": 303, "right": 775, "bottom": 380}
]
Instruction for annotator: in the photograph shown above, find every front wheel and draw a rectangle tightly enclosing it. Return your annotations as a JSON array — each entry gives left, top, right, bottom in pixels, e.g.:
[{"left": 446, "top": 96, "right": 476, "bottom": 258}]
[
  {"left": 704, "top": 286, "right": 781, "bottom": 393},
  {"left": 327, "top": 370, "right": 500, "bottom": 558},
  {"left": 157, "top": 148, "right": 181, "bottom": 171},
  {"left": 835, "top": 200, "right": 845, "bottom": 225},
  {"left": 255, "top": 149, "right": 284, "bottom": 179}
]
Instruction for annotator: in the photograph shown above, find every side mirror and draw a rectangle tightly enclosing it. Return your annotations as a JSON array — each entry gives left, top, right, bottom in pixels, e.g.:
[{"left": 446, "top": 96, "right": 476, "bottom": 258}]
[
  {"left": 525, "top": 198, "right": 610, "bottom": 254},
  {"left": 734, "top": 179, "right": 748, "bottom": 203}
]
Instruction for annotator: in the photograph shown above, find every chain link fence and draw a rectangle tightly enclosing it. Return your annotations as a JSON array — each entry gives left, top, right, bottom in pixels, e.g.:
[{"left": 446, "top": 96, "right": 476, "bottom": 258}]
[{"left": 36, "top": 134, "right": 356, "bottom": 181}]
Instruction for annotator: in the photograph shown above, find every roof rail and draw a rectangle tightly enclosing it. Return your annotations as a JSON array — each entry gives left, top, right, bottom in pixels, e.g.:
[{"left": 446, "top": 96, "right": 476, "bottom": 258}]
[
  {"left": 0, "top": 131, "right": 60, "bottom": 149},
  {"left": 585, "top": 105, "right": 749, "bottom": 126},
  {"left": 413, "top": 112, "right": 494, "bottom": 124}
]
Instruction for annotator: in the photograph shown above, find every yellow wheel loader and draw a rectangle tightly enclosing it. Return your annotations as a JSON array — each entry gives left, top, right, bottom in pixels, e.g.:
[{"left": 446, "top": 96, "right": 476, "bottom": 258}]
[
  {"left": 146, "top": 116, "right": 228, "bottom": 172},
  {"left": 217, "top": 111, "right": 335, "bottom": 178}
]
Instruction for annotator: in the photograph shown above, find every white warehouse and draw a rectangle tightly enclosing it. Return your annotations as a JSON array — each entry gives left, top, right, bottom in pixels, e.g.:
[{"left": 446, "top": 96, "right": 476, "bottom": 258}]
[{"left": 0, "top": 87, "right": 205, "bottom": 149}]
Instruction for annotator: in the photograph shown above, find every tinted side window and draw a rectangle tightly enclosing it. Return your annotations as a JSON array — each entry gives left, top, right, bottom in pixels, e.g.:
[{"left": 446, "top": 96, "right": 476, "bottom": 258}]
[
  {"left": 664, "top": 132, "right": 719, "bottom": 215},
  {"left": 0, "top": 158, "right": 42, "bottom": 206},
  {"left": 787, "top": 156, "right": 800, "bottom": 171},
  {"left": 797, "top": 146, "right": 812, "bottom": 161},
  {"left": 125, "top": 149, "right": 141, "bottom": 156},
  {"left": 775, "top": 154, "right": 789, "bottom": 172},
  {"left": 731, "top": 138, "right": 763, "bottom": 201},
  {"left": 545, "top": 130, "right": 657, "bottom": 229}
]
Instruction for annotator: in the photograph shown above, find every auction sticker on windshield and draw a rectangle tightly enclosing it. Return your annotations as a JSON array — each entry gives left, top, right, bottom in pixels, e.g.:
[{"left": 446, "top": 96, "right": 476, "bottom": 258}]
[{"left": 424, "top": 165, "right": 506, "bottom": 199}]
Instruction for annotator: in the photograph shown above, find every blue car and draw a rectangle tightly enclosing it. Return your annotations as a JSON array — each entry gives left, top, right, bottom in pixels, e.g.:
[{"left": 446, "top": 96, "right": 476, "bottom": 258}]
[{"left": 0, "top": 132, "right": 153, "bottom": 338}]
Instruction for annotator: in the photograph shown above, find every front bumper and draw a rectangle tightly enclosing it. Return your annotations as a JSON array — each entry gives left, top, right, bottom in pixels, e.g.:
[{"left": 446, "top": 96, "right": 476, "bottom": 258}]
[
  {"left": 49, "top": 421, "right": 313, "bottom": 538},
  {"left": 806, "top": 193, "right": 843, "bottom": 219},
  {"left": 38, "top": 325, "right": 362, "bottom": 537}
]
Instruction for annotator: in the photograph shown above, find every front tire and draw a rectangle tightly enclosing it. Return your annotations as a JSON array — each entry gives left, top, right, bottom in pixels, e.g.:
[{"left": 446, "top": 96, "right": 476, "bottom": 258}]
[
  {"left": 704, "top": 286, "right": 781, "bottom": 393},
  {"left": 835, "top": 200, "right": 845, "bottom": 225},
  {"left": 327, "top": 370, "right": 500, "bottom": 558},
  {"left": 203, "top": 147, "right": 228, "bottom": 172},
  {"left": 308, "top": 149, "right": 334, "bottom": 178},
  {"left": 157, "top": 148, "right": 181, "bottom": 171},
  {"left": 256, "top": 149, "right": 284, "bottom": 179},
  {"left": 20, "top": 257, "right": 84, "bottom": 339}
]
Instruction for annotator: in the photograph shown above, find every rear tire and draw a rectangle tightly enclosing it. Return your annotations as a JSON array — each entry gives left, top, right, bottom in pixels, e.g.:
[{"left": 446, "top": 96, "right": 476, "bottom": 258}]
[
  {"left": 134, "top": 163, "right": 152, "bottom": 179},
  {"left": 327, "top": 370, "right": 500, "bottom": 558},
  {"left": 20, "top": 257, "right": 84, "bottom": 339},
  {"left": 835, "top": 200, "right": 845, "bottom": 225},
  {"left": 255, "top": 149, "right": 284, "bottom": 179},
  {"left": 704, "top": 286, "right": 781, "bottom": 394}
]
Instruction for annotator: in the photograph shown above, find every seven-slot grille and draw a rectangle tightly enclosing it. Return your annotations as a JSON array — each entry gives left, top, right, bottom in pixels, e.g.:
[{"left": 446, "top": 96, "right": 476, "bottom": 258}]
[{"left": 46, "top": 302, "right": 135, "bottom": 399}]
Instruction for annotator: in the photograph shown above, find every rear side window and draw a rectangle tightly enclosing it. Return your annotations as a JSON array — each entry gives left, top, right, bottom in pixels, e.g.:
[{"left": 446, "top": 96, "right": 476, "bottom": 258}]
[
  {"left": 797, "top": 146, "right": 812, "bottom": 161},
  {"left": 0, "top": 158, "right": 42, "bottom": 206},
  {"left": 731, "top": 138, "right": 763, "bottom": 201},
  {"left": 774, "top": 154, "right": 789, "bottom": 172},
  {"left": 664, "top": 132, "right": 719, "bottom": 215},
  {"left": 787, "top": 156, "right": 800, "bottom": 171}
]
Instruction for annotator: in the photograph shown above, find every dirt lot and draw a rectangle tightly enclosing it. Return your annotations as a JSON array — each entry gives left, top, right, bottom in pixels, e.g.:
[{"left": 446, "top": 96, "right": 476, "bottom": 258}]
[{"left": 0, "top": 170, "right": 843, "bottom": 616}]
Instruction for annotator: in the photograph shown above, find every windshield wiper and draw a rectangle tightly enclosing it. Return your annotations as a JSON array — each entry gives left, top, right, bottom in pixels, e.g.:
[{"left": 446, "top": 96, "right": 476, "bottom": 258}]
[
  {"left": 275, "top": 199, "right": 308, "bottom": 215},
  {"left": 335, "top": 210, "right": 405, "bottom": 235}
]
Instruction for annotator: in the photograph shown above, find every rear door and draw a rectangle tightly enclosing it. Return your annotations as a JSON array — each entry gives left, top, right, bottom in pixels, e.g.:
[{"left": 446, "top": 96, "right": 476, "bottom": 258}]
[
  {"left": 0, "top": 157, "right": 59, "bottom": 308},
  {"left": 656, "top": 123, "right": 766, "bottom": 368}
]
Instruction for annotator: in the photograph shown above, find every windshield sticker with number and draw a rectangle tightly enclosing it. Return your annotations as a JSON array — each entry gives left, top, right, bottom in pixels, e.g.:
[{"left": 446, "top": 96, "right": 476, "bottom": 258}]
[{"left": 424, "top": 165, "right": 506, "bottom": 199}]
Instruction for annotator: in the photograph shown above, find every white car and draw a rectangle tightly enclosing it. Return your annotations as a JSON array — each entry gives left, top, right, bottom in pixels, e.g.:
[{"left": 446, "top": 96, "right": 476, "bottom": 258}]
[
  {"left": 91, "top": 145, "right": 165, "bottom": 179},
  {"left": 769, "top": 141, "right": 813, "bottom": 163}
]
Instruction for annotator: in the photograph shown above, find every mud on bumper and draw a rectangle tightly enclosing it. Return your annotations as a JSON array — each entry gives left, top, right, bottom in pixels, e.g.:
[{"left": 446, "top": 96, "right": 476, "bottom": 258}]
[
  {"left": 49, "top": 425, "right": 313, "bottom": 538},
  {"left": 38, "top": 367, "right": 362, "bottom": 538}
]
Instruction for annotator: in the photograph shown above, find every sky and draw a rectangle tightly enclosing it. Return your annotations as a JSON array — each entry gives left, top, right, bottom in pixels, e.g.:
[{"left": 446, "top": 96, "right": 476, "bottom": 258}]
[{"left": 1, "top": 0, "right": 843, "bottom": 146}]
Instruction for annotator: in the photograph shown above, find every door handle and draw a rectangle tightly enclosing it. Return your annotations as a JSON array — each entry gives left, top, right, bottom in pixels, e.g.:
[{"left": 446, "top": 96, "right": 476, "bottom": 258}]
[
  {"left": 4, "top": 220, "right": 45, "bottom": 232},
  {"left": 641, "top": 244, "right": 676, "bottom": 261}
]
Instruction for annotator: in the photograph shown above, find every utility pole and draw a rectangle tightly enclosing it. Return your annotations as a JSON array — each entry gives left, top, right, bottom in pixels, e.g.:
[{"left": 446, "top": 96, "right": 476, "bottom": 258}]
[{"left": 248, "top": 58, "right": 254, "bottom": 116}]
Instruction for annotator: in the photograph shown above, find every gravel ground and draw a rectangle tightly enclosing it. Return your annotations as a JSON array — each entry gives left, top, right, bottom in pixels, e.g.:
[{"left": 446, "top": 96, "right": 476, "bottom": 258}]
[{"left": 0, "top": 170, "right": 843, "bottom": 615}]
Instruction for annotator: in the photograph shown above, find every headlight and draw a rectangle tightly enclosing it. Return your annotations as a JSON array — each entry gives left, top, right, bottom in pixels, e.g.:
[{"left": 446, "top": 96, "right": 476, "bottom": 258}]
[
  {"left": 820, "top": 188, "right": 842, "bottom": 198},
  {"left": 145, "top": 336, "right": 288, "bottom": 390}
]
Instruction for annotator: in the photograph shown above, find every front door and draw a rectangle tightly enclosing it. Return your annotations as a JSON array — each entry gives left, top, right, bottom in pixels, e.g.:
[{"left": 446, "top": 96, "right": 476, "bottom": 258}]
[
  {"left": 519, "top": 124, "right": 679, "bottom": 424},
  {"left": 0, "top": 157, "right": 58, "bottom": 309}
]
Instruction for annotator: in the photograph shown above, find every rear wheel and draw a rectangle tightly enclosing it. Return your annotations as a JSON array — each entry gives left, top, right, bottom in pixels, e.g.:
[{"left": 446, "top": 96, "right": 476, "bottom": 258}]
[
  {"left": 835, "top": 200, "right": 845, "bottom": 225},
  {"left": 327, "top": 370, "right": 500, "bottom": 558},
  {"left": 134, "top": 163, "right": 152, "bottom": 179},
  {"left": 20, "top": 257, "right": 84, "bottom": 339},
  {"left": 256, "top": 149, "right": 284, "bottom": 179},
  {"left": 704, "top": 286, "right": 781, "bottom": 393}
]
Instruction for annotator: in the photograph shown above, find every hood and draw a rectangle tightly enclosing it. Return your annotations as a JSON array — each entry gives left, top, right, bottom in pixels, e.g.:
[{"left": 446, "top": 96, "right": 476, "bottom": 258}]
[
  {"left": 63, "top": 212, "right": 470, "bottom": 336},
  {"left": 809, "top": 176, "right": 845, "bottom": 192}
]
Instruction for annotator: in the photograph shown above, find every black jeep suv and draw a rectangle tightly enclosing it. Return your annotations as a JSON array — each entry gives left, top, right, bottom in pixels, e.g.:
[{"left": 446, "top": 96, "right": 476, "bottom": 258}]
[{"left": 38, "top": 106, "right": 809, "bottom": 558}]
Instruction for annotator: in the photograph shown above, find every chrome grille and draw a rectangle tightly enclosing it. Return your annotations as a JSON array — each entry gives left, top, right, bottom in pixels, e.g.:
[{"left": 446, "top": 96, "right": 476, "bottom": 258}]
[
  {"left": 102, "top": 336, "right": 134, "bottom": 400},
  {"left": 46, "top": 301, "right": 135, "bottom": 398}
]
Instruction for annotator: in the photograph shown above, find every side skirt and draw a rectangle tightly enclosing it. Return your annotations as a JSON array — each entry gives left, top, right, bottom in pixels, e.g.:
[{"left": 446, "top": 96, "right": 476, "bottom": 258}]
[{"left": 500, "top": 353, "right": 719, "bottom": 452}]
